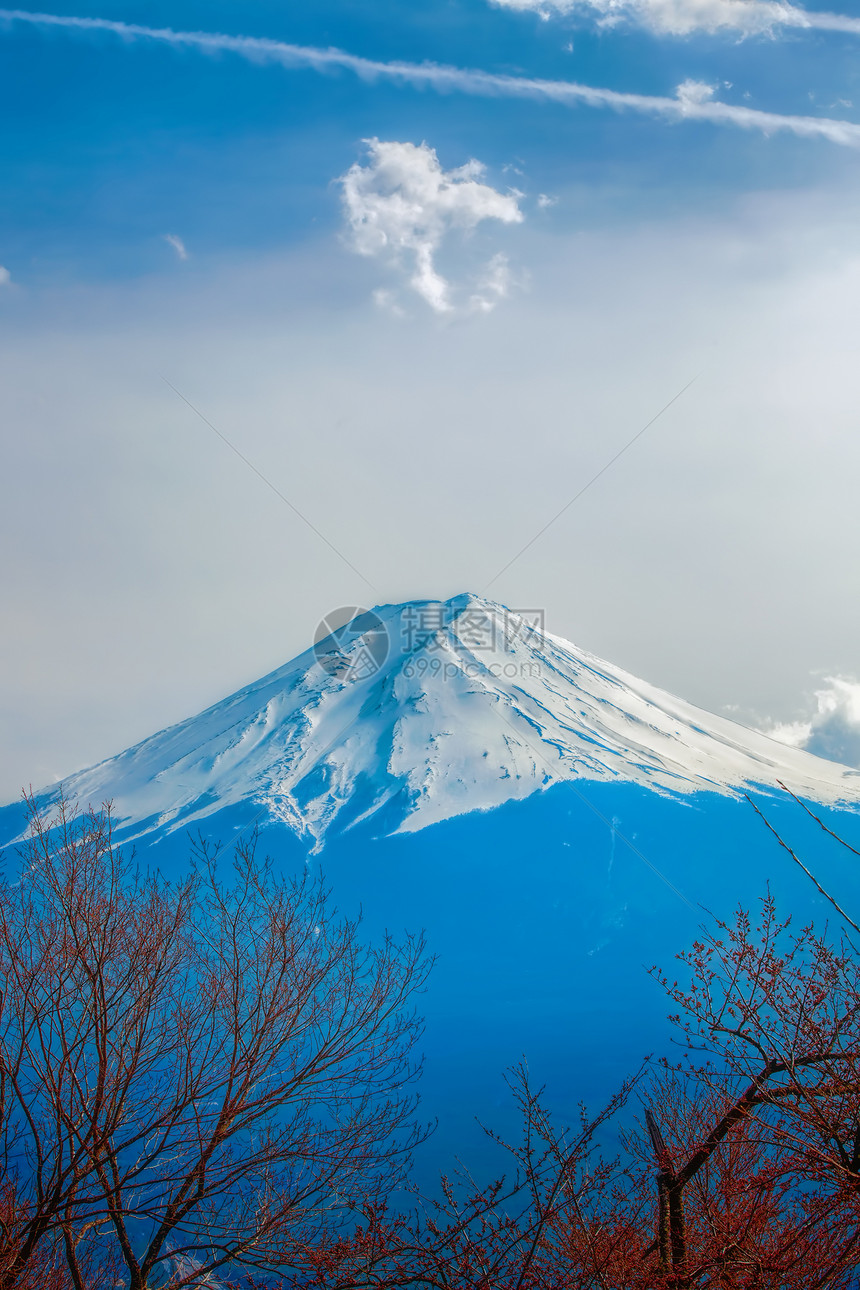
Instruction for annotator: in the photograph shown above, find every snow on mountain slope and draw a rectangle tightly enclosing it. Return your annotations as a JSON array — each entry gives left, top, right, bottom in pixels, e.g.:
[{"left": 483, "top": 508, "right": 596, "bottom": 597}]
[{"left": 17, "top": 593, "right": 860, "bottom": 848}]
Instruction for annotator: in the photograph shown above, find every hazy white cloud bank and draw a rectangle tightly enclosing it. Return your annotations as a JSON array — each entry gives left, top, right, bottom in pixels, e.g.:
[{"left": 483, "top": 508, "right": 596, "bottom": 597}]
[
  {"left": 490, "top": 0, "right": 860, "bottom": 37},
  {"left": 0, "top": 266, "right": 11, "bottom": 286},
  {"left": 340, "top": 140, "right": 524, "bottom": 314},
  {"left": 768, "top": 678, "right": 860, "bottom": 768}
]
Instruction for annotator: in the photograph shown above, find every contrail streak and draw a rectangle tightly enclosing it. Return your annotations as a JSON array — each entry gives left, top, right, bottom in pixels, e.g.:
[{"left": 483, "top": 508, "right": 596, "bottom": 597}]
[{"left": 2, "top": 8, "right": 860, "bottom": 147}]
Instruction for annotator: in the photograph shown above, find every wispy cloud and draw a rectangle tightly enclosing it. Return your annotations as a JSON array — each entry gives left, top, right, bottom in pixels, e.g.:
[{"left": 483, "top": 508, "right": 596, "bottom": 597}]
[
  {"left": 340, "top": 140, "right": 523, "bottom": 314},
  {"left": 2, "top": 10, "right": 860, "bottom": 147},
  {"left": 470, "top": 251, "right": 518, "bottom": 312},
  {"left": 489, "top": 0, "right": 860, "bottom": 38},
  {"left": 163, "top": 233, "right": 188, "bottom": 261},
  {"left": 767, "top": 677, "right": 860, "bottom": 768},
  {"left": 0, "top": 266, "right": 11, "bottom": 286}
]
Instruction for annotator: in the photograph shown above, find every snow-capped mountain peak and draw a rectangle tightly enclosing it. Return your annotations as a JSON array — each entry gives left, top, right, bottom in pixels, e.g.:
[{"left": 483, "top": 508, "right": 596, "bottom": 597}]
[{"left": 20, "top": 593, "right": 859, "bottom": 847}]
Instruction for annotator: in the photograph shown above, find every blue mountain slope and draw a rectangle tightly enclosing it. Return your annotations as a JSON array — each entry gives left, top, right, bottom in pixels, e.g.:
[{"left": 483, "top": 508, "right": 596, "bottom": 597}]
[{"left": 110, "top": 782, "right": 859, "bottom": 1182}]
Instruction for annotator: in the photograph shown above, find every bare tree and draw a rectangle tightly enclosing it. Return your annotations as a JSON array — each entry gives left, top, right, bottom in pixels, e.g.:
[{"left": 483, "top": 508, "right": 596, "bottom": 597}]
[
  {"left": 297, "top": 1062, "right": 644, "bottom": 1289},
  {"left": 0, "top": 796, "right": 429, "bottom": 1289},
  {"left": 640, "top": 892, "right": 860, "bottom": 1287}
]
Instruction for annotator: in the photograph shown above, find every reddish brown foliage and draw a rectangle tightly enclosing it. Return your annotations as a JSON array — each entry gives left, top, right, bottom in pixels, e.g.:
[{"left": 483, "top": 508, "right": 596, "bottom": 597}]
[{"left": 0, "top": 797, "right": 428, "bottom": 1290}]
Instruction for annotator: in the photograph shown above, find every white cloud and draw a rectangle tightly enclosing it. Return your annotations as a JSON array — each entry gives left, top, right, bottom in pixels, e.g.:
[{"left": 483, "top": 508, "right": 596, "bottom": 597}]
[
  {"left": 537, "top": 193, "right": 558, "bottom": 208},
  {"left": 164, "top": 233, "right": 188, "bottom": 261},
  {"left": 469, "top": 252, "right": 516, "bottom": 313},
  {"left": 490, "top": 0, "right": 791, "bottom": 34},
  {"left": 372, "top": 287, "right": 405, "bottom": 316},
  {"left": 339, "top": 140, "right": 524, "bottom": 314},
  {"left": 488, "top": 0, "right": 860, "bottom": 37},
  {"left": 767, "top": 678, "right": 860, "bottom": 768},
  {"left": 3, "top": 11, "right": 860, "bottom": 147},
  {"left": 0, "top": 266, "right": 10, "bottom": 287},
  {"left": 676, "top": 79, "right": 717, "bottom": 105}
]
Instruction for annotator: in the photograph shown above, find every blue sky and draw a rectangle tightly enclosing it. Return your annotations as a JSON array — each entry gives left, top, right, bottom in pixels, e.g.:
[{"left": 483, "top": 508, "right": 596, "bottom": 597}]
[
  {"left": 1, "top": 0, "right": 857, "bottom": 277},
  {"left": 2, "top": 0, "right": 860, "bottom": 794}
]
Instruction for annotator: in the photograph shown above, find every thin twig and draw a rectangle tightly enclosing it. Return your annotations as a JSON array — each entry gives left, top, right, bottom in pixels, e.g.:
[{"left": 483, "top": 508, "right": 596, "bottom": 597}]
[
  {"left": 777, "top": 780, "right": 860, "bottom": 861},
  {"left": 745, "top": 794, "right": 860, "bottom": 937}
]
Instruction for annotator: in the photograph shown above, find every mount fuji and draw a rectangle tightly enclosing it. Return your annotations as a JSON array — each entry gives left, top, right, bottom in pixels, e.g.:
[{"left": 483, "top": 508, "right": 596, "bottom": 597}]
[
  {"left": 2, "top": 593, "right": 855, "bottom": 853},
  {"left": 3, "top": 594, "right": 859, "bottom": 1180}
]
